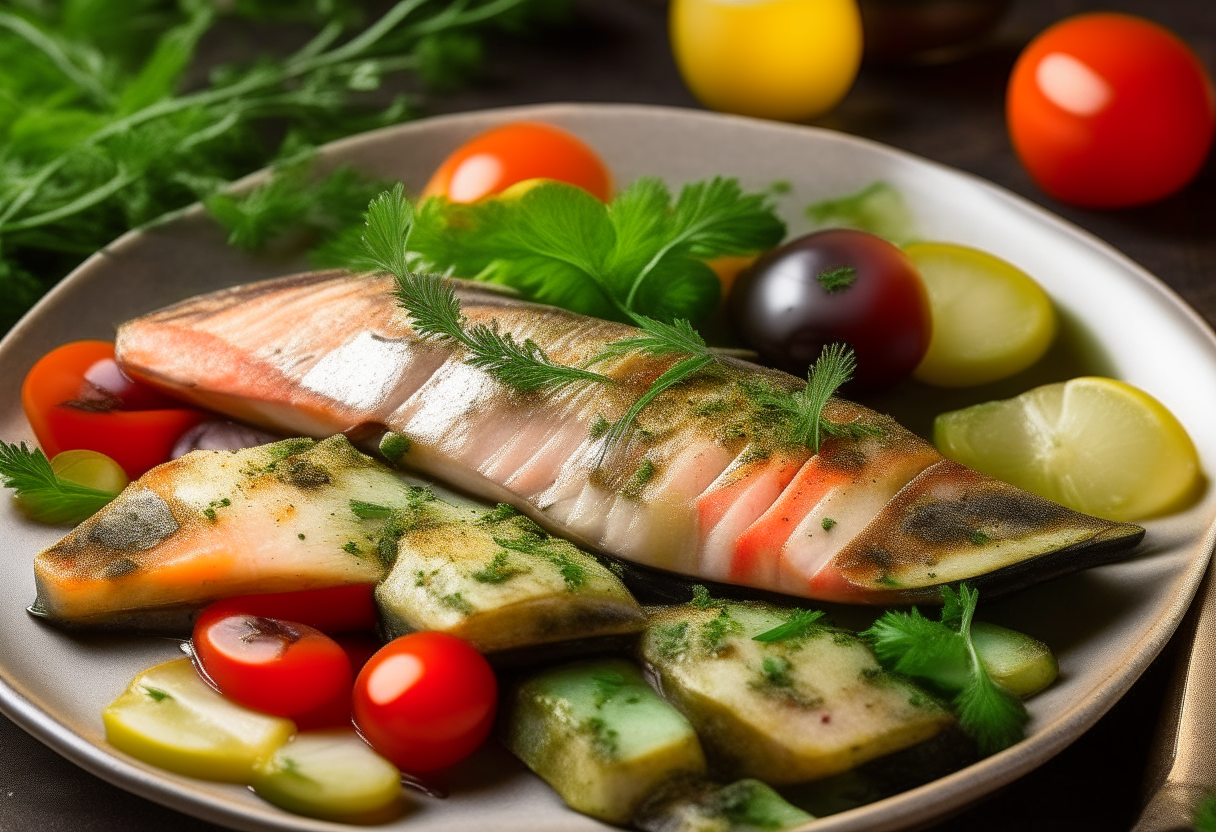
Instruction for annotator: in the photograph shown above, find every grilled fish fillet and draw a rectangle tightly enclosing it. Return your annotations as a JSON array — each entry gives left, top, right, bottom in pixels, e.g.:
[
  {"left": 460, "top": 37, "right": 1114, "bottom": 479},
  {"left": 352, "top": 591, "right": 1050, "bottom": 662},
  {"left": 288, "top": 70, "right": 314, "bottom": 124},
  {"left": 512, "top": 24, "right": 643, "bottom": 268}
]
[{"left": 115, "top": 272, "right": 1144, "bottom": 604}]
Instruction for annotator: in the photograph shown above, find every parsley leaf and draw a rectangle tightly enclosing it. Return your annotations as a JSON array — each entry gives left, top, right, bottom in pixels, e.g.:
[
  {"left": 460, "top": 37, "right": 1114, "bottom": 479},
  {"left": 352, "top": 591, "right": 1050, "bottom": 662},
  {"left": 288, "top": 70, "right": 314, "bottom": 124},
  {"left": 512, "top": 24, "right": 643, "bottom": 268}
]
[
  {"left": 409, "top": 177, "right": 783, "bottom": 325},
  {"left": 0, "top": 441, "right": 118, "bottom": 525},
  {"left": 862, "top": 584, "right": 1029, "bottom": 755},
  {"left": 753, "top": 609, "right": 828, "bottom": 643}
]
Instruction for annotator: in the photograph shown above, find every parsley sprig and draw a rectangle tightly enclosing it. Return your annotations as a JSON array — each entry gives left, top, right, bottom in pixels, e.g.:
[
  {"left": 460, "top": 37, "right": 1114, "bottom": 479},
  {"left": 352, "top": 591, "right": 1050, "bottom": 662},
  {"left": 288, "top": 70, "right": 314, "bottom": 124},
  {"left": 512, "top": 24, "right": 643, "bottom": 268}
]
[
  {"left": 862, "top": 584, "right": 1029, "bottom": 755},
  {"left": 0, "top": 442, "right": 117, "bottom": 525},
  {"left": 357, "top": 183, "right": 862, "bottom": 461},
  {"left": 364, "top": 185, "right": 612, "bottom": 393},
  {"left": 409, "top": 176, "right": 785, "bottom": 326}
]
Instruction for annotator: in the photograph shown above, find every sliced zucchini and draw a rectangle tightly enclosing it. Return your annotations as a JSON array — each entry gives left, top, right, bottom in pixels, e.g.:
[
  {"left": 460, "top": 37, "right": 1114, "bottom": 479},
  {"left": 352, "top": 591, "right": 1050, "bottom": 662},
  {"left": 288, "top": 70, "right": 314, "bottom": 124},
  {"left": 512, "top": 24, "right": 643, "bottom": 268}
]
[
  {"left": 639, "top": 602, "right": 953, "bottom": 784},
  {"left": 501, "top": 658, "right": 707, "bottom": 824},
  {"left": 103, "top": 658, "right": 295, "bottom": 782},
  {"left": 253, "top": 730, "right": 404, "bottom": 821},
  {"left": 376, "top": 501, "right": 644, "bottom": 654},
  {"left": 635, "top": 778, "right": 814, "bottom": 832},
  {"left": 973, "top": 622, "right": 1058, "bottom": 697}
]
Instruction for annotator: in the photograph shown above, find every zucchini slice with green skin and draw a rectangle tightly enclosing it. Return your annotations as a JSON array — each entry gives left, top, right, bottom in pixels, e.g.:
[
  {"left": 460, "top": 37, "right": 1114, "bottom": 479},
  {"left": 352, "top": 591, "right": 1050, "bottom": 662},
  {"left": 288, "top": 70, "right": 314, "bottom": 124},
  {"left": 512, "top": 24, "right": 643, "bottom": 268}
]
[
  {"left": 500, "top": 658, "right": 707, "bottom": 824},
  {"left": 253, "top": 730, "right": 404, "bottom": 821},
  {"left": 103, "top": 658, "right": 295, "bottom": 782},
  {"left": 635, "top": 778, "right": 814, "bottom": 832},
  {"left": 972, "top": 622, "right": 1058, "bottom": 697},
  {"left": 639, "top": 602, "right": 954, "bottom": 784},
  {"left": 376, "top": 501, "right": 644, "bottom": 654}
]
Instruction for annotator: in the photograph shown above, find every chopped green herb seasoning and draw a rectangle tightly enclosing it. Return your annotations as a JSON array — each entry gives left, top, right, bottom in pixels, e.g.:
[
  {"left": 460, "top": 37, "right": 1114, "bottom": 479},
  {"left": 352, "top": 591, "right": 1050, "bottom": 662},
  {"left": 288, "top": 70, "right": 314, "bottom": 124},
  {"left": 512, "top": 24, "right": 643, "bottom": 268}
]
[
  {"left": 441, "top": 592, "right": 474, "bottom": 616},
  {"left": 655, "top": 622, "right": 690, "bottom": 659},
  {"left": 378, "top": 433, "right": 411, "bottom": 464},
  {"left": 143, "top": 687, "right": 172, "bottom": 702},
  {"left": 970, "top": 529, "right": 991, "bottom": 545},
  {"left": 471, "top": 551, "right": 526, "bottom": 584},
  {"left": 342, "top": 541, "right": 360, "bottom": 555},
  {"left": 821, "top": 517, "right": 837, "bottom": 531},
  {"left": 753, "top": 609, "right": 828, "bottom": 643}
]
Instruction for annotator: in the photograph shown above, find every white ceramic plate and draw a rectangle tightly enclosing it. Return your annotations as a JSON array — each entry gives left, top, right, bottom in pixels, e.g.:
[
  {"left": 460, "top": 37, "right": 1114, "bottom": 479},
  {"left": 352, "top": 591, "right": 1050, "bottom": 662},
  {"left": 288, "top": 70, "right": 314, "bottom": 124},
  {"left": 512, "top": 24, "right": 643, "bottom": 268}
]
[{"left": 1, "top": 103, "right": 1213, "bottom": 832}]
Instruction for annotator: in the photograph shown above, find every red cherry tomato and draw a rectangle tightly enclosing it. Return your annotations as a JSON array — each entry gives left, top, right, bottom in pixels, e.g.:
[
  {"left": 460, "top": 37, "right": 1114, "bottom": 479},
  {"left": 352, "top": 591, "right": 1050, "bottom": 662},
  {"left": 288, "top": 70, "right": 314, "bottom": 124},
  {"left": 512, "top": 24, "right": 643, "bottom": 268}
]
[
  {"left": 1007, "top": 13, "right": 1215, "bottom": 207},
  {"left": 728, "top": 229, "right": 931, "bottom": 390},
  {"left": 352, "top": 632, "right": 497, "bottom": 773},
  {"left": 196, "top": 585, "right": 378, "bottom": 635},
  {"left": 295, "top": 635, "right": 382, "bottom": 731},
  {"left": 422, "top": 122, "right": 613, "bottom": 203},
  {"left": 192, "top": 612, "right": 352, "bottom": 718},
  {"left": 22, "top": 341, "right": 209, "bottom": 478}
]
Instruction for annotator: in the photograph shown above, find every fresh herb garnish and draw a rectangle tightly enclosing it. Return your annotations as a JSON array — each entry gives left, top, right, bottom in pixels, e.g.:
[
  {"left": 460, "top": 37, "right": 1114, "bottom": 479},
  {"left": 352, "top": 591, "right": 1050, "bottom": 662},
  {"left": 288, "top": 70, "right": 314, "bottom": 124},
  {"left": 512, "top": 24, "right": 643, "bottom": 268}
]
[
  {"left": 753, "top": 609, "right": 827, "bottom": 643},
  {"left": 350, "top": 500, "right": 394, "bottom": 520},
  {"left": 0, "top": 441, "right": 117, "bottom": 525},
  {"left": 0, "top": 0, "right": 568, "bottom": 331},
  {"left": 410, "top": 176, "right": 785, "bottom": 326},
  {"left": 752, "top": 343, "right": 865, "bottom": 452},
  {"left": 862, "top": 584, "right": 1029, "bottom": 754},
  {"left": 142, "top": 687, "right": 172, "bottom": 703},
  {"left": 821, "top": 517, "right": 837, "bottom": 531},
  {"left": 816, "top": 266, "right": 857, "bottom": 293},
  {"left": 363, "top": 185, "right": 613, "bottom": 394},
  {"left": 470, "top": 551, "right": 526, "bottom": 584}
]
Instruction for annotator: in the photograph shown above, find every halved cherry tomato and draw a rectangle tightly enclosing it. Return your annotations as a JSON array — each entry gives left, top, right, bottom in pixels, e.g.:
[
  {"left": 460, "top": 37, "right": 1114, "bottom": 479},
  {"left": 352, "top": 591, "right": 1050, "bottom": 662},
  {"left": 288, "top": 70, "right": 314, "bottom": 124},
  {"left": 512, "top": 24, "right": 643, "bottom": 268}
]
[
  {"left": 295, "top": 635, "right": 382, "bottom": 731},
  {"left": 352, "top": 632, "right": 497, "bottom": 773},
  {"left": 1007, "top": 13, "right": 1216, "bottom": 207},
  {"left": 22, "top": 341, "right": 208, "bottom": 479},
  {"left": 192, "top": 612, "right": 352, "bottom": 718},
  {"left": 421, "top": 122, "right": 612, "bottom": 203},
  {"left": 196, "top": 586, "right": 378, "bottom": 635}
]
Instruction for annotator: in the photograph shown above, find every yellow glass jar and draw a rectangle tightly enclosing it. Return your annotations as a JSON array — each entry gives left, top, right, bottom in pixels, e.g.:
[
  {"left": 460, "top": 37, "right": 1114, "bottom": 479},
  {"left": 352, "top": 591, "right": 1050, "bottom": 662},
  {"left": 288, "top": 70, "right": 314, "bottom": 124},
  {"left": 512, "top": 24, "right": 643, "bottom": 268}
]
[{"left": 670, "top": 0, "right": 864, "bottom": 122}]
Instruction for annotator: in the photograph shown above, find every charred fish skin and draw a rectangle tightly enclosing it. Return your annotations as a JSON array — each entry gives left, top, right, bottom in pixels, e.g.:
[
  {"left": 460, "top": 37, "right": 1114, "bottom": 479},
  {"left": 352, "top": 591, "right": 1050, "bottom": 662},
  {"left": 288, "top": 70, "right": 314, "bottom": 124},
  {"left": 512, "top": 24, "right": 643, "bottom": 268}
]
[
  {"left": 116, "top": 272, "right": 1145, "bottom": 605},
  {"left": 31, "top": 436, "right": 404, "bottom": 631}
]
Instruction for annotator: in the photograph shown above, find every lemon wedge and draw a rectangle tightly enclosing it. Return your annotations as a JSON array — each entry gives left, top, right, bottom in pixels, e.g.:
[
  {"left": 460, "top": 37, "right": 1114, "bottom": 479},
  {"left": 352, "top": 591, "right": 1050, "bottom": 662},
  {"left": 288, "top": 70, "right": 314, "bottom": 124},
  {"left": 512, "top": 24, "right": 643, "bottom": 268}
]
[
  {"left": 934, "top": 377, "right": 1200, "bottom": 522},
  {"left": 909, "top": 243, "right": 1056, "bottom": 387}
]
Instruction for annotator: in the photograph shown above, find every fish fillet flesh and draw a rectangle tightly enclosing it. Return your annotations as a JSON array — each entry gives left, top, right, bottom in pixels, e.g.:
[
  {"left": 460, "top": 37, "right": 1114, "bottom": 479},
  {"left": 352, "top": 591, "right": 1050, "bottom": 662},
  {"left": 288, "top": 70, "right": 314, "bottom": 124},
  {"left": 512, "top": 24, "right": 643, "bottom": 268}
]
[{"left": 115, "top": 272, "right": 1144, "bottom": 604}]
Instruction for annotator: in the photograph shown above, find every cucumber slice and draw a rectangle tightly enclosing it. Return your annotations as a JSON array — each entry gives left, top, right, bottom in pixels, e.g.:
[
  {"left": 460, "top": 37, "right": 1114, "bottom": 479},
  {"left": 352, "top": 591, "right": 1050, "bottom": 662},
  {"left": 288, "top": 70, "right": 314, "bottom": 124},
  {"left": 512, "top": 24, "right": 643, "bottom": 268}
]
[
  {"left": 639, "top": 602, "right": 953, "bottom": 784},
  {"left": 103, "top": 658, "right": 295, "bottom": 782},
  {"left": 972, "top": 622, "right": 1058, "bottom": 698},
  {"left": 253, "top": 730, "right": 403, "bottom": 821},
  {"left": 501, "top": 658, "right": 707, "bottom": 823},
  {"left": 636, "top": 778, "right": 814, "bottom": 832},
  {"left": 377, "top": 501, "right": 643, "bottom": 654}
]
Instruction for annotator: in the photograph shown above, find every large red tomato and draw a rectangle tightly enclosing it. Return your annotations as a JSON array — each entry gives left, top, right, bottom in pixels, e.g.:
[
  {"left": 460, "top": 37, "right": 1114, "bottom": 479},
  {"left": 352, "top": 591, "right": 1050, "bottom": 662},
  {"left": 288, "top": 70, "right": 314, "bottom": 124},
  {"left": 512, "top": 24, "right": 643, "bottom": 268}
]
[
  {"left": 422, "top": 122, "right": 612, "bottom": 203},
  {"left": 1007, "top": 13, "right": 1215, "bottom": 207}
]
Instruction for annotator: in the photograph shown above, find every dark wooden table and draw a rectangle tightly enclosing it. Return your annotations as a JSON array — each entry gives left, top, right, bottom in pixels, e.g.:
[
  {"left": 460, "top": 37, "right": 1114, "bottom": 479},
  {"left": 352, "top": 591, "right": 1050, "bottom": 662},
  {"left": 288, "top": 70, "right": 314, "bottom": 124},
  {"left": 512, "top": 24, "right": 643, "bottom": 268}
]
[{"left": 2, "top": 1, "right": 1213, "bottom": 830}]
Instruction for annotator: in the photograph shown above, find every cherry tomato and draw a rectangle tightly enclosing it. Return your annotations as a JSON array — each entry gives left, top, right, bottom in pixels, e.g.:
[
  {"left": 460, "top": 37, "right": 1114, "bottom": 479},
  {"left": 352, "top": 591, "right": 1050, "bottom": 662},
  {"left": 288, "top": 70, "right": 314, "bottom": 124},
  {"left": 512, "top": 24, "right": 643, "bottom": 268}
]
[
  {"left": 196, "top": 585, "right": 378, "bottom": 635},
  {"left": 421, "top": 122, "right": 612, "bottom": 203},
  {"left": 728, "top": 229, "right": 931, "bottom": 389},
  {"left": 352, "top": 632, "right": 497, "bottom": 773},
  {"left": 192, "top": 612, "right": 352, "bottom": 718},
  {"left": 1007, "top": 13, "right": 1215, "bottom": 207},
  {"left": 670, "top": 0, "right": 862, "bottom": 122},
  {"left": 22, "top": 341, "right": 209, "bottom": 479},
  {"left": 295, "top": 635, "right": 382, "bottom": 731}
]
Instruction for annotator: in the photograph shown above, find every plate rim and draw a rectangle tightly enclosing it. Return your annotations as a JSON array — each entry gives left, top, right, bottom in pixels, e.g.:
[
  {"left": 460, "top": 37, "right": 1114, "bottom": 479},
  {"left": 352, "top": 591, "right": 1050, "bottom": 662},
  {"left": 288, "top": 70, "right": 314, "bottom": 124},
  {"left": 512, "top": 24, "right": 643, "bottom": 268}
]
[{"left": 1, "top": 101, "right": 1213, "bottom": 832}]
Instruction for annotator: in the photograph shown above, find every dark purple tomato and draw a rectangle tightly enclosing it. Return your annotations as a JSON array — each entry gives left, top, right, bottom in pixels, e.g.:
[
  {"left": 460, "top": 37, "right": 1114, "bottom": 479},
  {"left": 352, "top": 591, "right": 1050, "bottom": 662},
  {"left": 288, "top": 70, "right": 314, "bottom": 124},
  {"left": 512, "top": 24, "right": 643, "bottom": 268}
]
[{"left": 728, "top": 229, "right": 931, "bottom": 390}]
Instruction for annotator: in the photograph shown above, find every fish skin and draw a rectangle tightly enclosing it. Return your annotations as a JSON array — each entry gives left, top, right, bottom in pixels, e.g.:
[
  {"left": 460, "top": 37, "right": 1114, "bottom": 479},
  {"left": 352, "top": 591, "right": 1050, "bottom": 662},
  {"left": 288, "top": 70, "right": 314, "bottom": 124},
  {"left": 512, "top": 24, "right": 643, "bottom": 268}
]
[{"left": 115, "top": 272, "right": 1145, "bottom": 605}]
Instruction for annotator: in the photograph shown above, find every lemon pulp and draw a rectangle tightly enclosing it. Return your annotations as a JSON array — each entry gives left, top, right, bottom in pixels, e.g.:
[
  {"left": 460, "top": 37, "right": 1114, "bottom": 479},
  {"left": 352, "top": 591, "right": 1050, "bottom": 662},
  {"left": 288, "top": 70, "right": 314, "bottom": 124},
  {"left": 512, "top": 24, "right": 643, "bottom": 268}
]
[{"left": 934, "top": 377, "right": 1200, "bottom": 522}]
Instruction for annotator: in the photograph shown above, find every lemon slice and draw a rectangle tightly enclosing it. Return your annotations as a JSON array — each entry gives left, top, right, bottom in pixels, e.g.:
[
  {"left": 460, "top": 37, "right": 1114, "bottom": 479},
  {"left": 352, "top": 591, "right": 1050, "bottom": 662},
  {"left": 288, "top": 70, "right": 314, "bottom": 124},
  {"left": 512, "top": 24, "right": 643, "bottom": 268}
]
[
  {"left": 934, "top": 377, "right": 1200, "bottom": 522},
  {"left": 909, "top": 243, "right": 1056, "bottom": 387}
]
